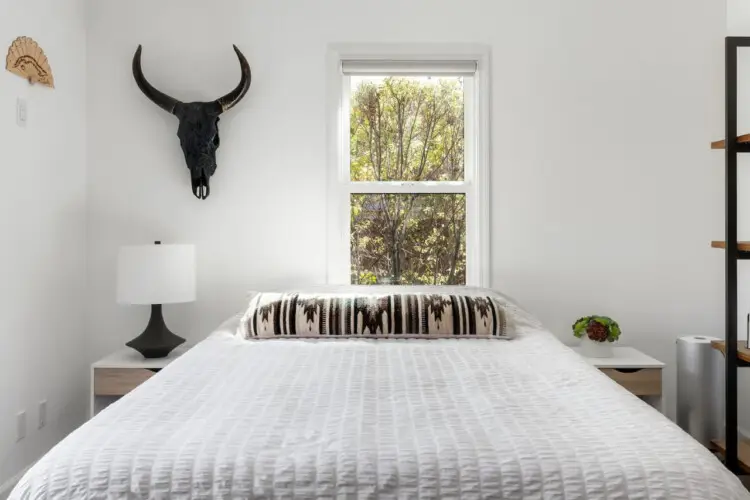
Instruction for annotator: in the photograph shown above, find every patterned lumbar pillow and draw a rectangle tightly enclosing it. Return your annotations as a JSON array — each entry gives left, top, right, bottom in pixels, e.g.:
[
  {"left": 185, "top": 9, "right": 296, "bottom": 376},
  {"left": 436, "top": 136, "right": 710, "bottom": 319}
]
[{"left": 238, "top": 292, "right": 511, "bottom": 339}]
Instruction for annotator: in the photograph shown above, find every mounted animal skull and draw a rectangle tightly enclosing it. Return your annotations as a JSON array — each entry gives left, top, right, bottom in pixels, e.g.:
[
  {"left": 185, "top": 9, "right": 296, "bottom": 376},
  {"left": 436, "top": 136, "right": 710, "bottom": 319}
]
[{"left": 132, "top": 45, "right": 251, "bottom": 199}]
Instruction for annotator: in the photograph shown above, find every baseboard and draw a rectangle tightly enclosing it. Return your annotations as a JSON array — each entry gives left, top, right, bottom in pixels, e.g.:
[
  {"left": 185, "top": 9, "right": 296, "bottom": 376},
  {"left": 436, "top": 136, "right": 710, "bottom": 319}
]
[{"left": 0, "top": 465, "right": 32, "bottom": 500}]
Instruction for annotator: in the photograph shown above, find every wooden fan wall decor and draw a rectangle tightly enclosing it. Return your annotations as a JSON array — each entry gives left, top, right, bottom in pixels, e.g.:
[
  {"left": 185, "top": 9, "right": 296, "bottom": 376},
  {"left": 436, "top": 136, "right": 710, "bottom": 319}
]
[{"left": 5, "top": 36, "right": 54, "bottom": 88}]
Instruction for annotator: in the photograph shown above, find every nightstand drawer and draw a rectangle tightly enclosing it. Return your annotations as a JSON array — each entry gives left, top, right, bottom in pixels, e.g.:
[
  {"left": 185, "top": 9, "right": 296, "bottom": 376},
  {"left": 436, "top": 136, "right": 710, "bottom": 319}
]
[
  {"left": 600, "top": 368, "right": 662, "bottom": 396},
  {"left": 94, "top": 368, "right": 155, "bottom": 396}
]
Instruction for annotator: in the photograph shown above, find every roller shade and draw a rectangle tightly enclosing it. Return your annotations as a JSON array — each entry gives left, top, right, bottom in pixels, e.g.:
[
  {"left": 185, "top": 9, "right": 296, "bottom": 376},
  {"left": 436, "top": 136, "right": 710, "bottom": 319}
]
[{"left": 341, "top": 60, "right": 477, "bottom": 77}]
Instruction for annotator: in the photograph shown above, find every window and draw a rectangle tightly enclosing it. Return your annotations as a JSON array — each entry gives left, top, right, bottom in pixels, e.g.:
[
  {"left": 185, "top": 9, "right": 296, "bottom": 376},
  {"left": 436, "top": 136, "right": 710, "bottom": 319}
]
[{"left": 327, "top": 46, "right": 489, "bottom": 287}]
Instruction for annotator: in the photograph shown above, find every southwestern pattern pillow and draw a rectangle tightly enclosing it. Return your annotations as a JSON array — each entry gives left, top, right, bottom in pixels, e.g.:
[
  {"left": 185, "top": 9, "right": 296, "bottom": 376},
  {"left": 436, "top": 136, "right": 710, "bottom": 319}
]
[{"left": 238, "top": 292, "right": 511, "bottom": 339}]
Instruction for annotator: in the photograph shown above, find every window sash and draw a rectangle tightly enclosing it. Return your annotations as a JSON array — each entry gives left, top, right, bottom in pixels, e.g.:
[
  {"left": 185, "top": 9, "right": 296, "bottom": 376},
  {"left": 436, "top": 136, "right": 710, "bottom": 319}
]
[
  {"left": 345, "top": 181, "right": 469, "bottom": 194},
  {"left": 342, "top": 75, "right": 475, "bottom": 184},
  {"left": 344, "top": 190, "right": 473, "bottom": 286},
  {"left": 342, "top": 71, "right": 476, "bottom": 285},
  {"left": 326, "top": 44, "right": 490, "bottom": 288}
]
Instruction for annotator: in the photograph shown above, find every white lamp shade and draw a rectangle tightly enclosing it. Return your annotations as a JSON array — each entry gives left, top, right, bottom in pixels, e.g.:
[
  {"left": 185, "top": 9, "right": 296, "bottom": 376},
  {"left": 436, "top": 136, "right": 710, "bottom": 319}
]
[{"left": 117, "top": 244, "right": 196, "bottom": 305}]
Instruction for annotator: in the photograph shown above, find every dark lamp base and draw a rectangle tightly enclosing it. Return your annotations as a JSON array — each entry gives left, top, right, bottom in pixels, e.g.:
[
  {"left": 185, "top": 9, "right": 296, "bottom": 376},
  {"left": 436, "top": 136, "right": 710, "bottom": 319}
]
[{"left": 126, "top": 304, "right": 185, "bottom": 359}]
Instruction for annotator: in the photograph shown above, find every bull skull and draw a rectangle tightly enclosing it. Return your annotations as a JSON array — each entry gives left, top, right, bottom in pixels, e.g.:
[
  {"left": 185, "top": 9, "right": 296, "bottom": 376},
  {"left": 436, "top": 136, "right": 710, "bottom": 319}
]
[{"left": 132, "top": 45, "right": 251, "bottom": 199}]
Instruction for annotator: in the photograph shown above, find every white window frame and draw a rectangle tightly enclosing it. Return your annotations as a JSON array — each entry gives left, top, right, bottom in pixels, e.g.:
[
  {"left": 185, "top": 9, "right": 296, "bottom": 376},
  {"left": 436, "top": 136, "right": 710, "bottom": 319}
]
[{"left": 326, "top": 43, "right": 491, "bottom": 287}]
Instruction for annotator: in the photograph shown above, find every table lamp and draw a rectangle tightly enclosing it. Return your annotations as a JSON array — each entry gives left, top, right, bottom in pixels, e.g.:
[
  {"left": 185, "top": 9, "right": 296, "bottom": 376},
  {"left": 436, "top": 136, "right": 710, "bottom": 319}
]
[{"left": 117, "top": 241, "right": 196, "bottom": 358}]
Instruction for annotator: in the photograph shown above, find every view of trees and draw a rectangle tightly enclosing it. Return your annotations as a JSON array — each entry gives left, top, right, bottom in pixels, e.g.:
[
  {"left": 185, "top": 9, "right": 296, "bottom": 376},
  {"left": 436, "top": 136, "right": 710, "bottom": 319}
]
[{"left": 349, "top": 76, "right": 466, "bottom": 285}]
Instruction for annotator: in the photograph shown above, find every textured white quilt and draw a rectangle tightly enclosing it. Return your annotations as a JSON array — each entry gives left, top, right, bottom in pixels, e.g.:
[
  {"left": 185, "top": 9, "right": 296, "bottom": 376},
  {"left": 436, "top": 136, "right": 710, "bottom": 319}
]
[{"left": 11, "top": 312, "right": 748, "bottom": 499}]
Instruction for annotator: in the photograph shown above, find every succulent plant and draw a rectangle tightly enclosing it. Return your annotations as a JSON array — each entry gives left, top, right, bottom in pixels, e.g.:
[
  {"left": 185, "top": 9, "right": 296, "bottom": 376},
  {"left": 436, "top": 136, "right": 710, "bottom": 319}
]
[{"left": 572, "top": 316, "right": 621, "bottom": 343}]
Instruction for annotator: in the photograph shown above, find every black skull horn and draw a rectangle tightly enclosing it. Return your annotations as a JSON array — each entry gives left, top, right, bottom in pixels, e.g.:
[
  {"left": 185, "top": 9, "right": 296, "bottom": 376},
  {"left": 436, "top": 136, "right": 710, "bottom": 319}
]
[
  {"left": 132, "top": 45, "right": 252, "bottom": 199},
  {"left": 132, "top": 46, "right": 179, "bottom": 114},
  {"left": 216, "top": 46, "right": 252, "bottom": 112}
]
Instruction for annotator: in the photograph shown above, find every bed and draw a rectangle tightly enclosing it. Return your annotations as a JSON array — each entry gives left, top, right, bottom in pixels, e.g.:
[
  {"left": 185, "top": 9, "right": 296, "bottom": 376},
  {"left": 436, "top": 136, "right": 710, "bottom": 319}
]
[{"left": 10, "top": 290, "right": 749, "bottom": 499}]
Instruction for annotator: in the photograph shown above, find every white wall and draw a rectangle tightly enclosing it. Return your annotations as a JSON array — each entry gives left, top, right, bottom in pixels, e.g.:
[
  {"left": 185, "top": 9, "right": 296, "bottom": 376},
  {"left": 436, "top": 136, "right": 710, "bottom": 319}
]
[
  {"left": 86, "top": 0, "right": 725, "bottom": 420},
  {"left": 0, "top": 0, "right": 87, "bottom": 489}
]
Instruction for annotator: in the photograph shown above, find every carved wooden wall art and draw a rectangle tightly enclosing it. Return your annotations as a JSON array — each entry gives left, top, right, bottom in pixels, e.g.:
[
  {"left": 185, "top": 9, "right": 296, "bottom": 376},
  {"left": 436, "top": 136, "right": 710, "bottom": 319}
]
[{"left": 5, "top": 36, "right": 54, "bottom": 88}]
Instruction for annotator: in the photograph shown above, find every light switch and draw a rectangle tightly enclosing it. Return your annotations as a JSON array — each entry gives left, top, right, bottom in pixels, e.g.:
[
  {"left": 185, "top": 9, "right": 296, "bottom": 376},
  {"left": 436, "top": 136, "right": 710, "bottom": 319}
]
[
  {"left": 16, "top": 98, "right": 27, "bottom": 127},
  {"left": 38, "top": 400, "right": 47, "bottom": 429},
  {"left": 16, "top": 411, "right": 26, "bottom": 441}
]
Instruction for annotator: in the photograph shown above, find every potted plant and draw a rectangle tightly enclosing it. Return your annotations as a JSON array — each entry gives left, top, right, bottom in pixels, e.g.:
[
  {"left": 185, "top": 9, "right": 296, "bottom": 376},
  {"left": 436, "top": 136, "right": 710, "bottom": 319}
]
[{"left": 572, "top": 315, "right": 621, "bottom": 358}]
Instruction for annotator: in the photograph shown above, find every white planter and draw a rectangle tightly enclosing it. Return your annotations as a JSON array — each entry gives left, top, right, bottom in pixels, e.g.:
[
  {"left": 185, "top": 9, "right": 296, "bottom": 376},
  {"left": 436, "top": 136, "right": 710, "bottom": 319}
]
[{"left": 580, "top": 336, "right": 614, "bottom": 358}]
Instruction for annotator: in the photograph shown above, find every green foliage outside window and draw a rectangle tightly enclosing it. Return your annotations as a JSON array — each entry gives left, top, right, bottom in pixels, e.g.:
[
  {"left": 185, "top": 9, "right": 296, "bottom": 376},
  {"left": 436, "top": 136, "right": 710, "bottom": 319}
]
[{"left": 349, "top": 77, "right": 466, "bottom": 285}]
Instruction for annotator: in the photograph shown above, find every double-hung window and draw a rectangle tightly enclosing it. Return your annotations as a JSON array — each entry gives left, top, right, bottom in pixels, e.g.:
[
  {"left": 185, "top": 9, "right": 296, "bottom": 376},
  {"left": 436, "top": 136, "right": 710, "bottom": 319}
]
[{"left": 327, "top": 46, "right": 490, "bottom": 287}]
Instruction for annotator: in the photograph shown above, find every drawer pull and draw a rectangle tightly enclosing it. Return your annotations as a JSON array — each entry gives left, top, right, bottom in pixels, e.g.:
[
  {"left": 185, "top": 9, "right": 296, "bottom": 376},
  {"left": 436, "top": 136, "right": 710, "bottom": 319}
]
[{"left": 614, "top": 368, "right": 642, "bottom": 374}]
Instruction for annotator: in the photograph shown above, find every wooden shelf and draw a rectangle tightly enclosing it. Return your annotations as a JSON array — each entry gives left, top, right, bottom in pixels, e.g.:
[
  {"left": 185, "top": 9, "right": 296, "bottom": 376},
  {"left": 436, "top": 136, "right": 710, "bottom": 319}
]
[
  {"left": 711, "top": 439, "right": 750, "bottom": 473},
  {"left": 711, "top": 340, "right": 750, "bottom": 364},
  {"left": 712, "top": 134, "right": 750, "bottom": 149},
  {"left": 711, "top": 241, "right": 750, "bottom": 251}
]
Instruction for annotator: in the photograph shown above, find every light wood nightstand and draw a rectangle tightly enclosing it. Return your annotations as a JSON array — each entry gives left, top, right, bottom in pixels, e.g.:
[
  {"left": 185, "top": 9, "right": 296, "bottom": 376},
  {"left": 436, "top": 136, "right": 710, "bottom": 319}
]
[
  {"left": 90, "top": 346, "right": 189, "bottom": 417},
  {"left": 571, "top": 346, "right": 665, "bottom": 412}
]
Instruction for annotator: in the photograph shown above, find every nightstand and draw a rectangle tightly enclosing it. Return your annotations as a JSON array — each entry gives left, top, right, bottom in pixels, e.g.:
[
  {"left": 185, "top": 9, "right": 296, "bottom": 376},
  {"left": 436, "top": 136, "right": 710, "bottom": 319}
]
[
  {"left": 90, "top": 346, "right": 189, "bottom": 417},
  {"left": 571, "top": 346, "right": 665, "bottom": 412}
]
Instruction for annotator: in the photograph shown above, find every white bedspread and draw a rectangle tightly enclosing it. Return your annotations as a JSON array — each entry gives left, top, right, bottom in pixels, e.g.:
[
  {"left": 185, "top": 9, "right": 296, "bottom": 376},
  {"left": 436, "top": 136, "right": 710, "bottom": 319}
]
[{"left": 11, "top": 314, "right": 748, "bottom": 499}]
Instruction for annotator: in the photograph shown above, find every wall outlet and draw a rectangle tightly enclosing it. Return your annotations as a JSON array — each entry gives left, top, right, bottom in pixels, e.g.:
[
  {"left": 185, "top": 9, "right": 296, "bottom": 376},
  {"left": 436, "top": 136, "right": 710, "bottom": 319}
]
[
  {"left": 38, "top": 400, "right": 47, "bottom": 429},
  {"left": 16, "top": 98, "right": 27, "bottom": 128},
  {"left": 16, "top": 411, "right": 26, "bottom": 441}
]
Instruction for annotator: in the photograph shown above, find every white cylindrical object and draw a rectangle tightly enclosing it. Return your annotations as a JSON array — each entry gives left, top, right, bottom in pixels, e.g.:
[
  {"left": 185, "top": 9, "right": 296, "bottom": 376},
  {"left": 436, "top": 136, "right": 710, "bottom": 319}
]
[
  {"left": 117, "top": 244, "right": 196, "bottom": 305},
  {"left": 676, "top": 336, "right": 724, "bottom": 446}
]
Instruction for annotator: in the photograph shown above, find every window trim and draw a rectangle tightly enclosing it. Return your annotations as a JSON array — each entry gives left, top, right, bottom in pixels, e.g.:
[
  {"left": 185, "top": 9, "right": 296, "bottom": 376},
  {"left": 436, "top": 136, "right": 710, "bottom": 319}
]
[{"left": 326, "top": 43, "right": 491, "bottom": 287}]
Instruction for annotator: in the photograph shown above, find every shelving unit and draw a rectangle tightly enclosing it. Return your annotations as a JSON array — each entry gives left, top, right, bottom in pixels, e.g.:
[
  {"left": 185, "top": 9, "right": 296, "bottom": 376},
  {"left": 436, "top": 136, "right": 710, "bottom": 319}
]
[
  {"left": 709, "top": 36, "right": 750, "bottom": 474},
  {"left": 711, "top": 241, "right": 750, "bottom": 252},
  {"left": 710, "top": 439, "right": 750, "bottom": 473},
  {"left": 711, "top": 134, "right": 750, "bottom": 150},
  {"left": 710, "top": 340, "right": 750, "bottom": 366}
]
